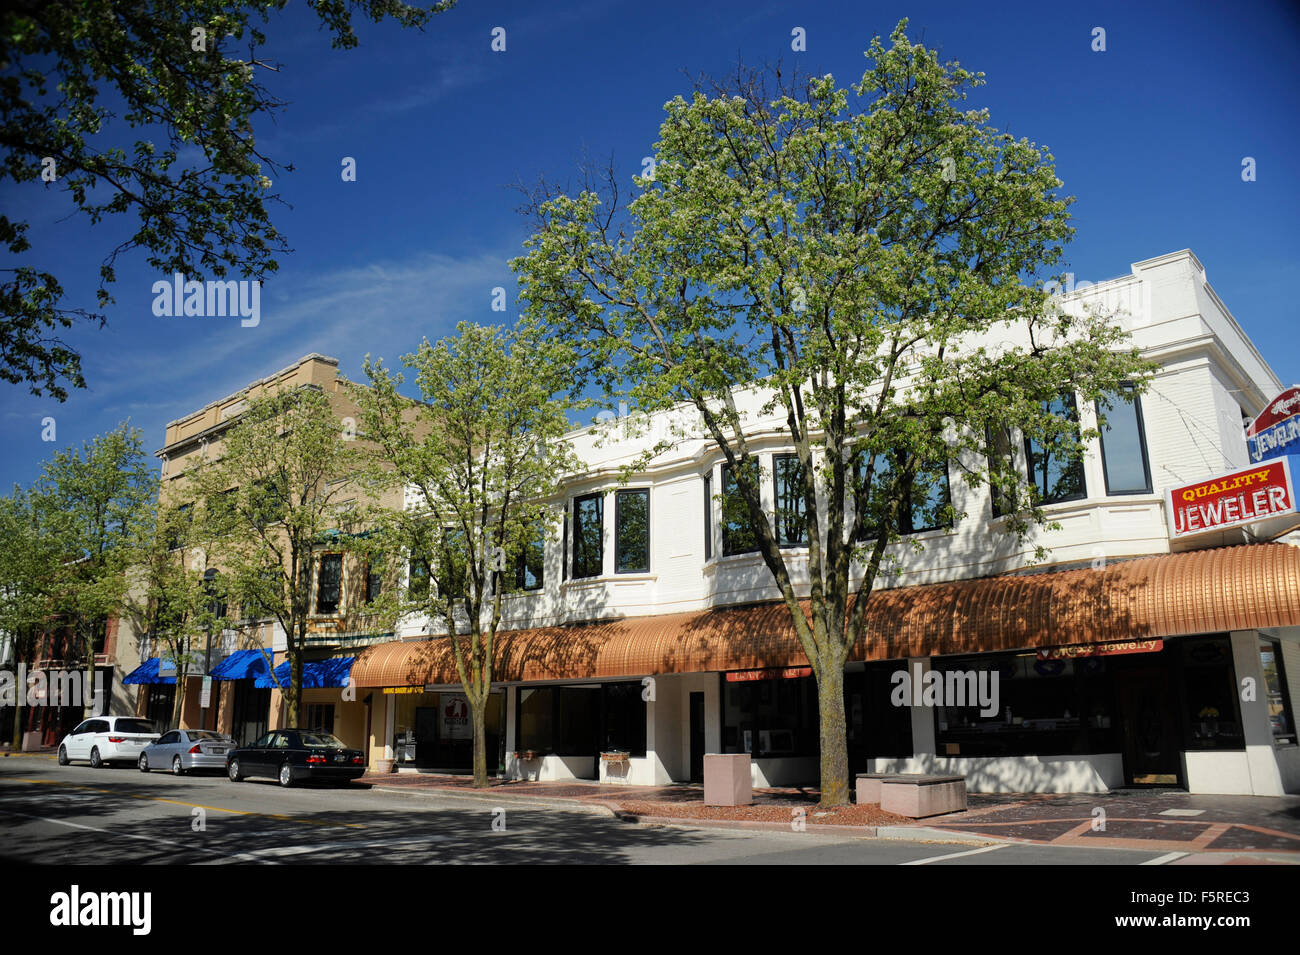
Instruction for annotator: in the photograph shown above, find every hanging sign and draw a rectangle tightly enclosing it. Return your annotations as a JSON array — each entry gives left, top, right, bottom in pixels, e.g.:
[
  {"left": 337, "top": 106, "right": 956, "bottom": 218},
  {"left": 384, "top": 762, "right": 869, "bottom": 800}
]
[{"left": 1247, "top": 386, "right": 1300, "bottom": 463}]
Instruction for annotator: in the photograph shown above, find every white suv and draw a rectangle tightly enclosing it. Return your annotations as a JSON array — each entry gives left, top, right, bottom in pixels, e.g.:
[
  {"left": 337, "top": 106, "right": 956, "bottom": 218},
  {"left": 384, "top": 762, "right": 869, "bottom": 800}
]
[{"left": 58, "top": 716, "right": 160, "bottom": 768}]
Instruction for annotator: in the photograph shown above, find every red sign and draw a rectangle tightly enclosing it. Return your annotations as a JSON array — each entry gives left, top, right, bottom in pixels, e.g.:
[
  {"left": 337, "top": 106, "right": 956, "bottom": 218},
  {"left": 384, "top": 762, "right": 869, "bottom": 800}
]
[
  {"left": 1247, "top": 386, "right": 1300, "bottom": 437},
  {"left": 725, "top": 666, "right": 813, "bottom": 682},
  {"left": 1037, "top": 639, "right": 1163, "bottom": 660},
  {"left": 1165, "top": 457, "right": 1297, "bottom": 538}
]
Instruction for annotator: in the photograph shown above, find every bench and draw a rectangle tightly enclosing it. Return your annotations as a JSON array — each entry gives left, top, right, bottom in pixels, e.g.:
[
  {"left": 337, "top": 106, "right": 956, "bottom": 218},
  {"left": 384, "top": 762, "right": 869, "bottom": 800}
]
[{"left": 856, "top": 773, "right": 967, "bottom": 818}]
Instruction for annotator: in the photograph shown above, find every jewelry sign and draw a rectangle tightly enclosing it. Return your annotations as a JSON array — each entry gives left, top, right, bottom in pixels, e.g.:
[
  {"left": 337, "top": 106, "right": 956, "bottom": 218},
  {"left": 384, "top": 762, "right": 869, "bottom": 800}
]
[
  {"left": 1247, "top": 385, "right": 1300, "bottom": 463},
  {"left": 1166, "top": 455, "right": 1298, "bottom": 538}
]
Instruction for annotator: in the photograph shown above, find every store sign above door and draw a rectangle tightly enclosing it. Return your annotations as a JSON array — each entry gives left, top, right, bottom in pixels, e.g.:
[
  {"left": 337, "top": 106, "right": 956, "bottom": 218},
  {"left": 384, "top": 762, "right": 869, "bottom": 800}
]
[
  {"left": 1247, "top": 385, "right": 1300, "bottom": 463},
  {"left": 1165, "top": 455, "right": 1299, "bottom": 539},
  {"left": 725, "top": 666, "right": 813, "bottom": 682},
  {"left": 1037, "top": 639, "right": 1163, "bottom": 660}
]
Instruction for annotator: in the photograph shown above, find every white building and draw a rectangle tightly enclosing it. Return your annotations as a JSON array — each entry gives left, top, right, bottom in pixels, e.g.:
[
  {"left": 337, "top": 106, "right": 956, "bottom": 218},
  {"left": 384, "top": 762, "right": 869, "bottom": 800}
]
[{"left": 352, "top": 249, "right": 1300, "bottom": 796}]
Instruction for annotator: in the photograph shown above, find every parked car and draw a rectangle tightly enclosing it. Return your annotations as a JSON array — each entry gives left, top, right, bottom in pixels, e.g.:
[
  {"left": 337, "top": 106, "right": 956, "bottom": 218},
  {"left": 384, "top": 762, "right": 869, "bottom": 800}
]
[
  {"left": 57, "top": 717, "right": 160, "bottom": 768},
  {"left": 226, "top": 729, "right": 367, "bottom": 787},
  {"left": 138, "top": 729, "right": 238, "bottom": 775}
]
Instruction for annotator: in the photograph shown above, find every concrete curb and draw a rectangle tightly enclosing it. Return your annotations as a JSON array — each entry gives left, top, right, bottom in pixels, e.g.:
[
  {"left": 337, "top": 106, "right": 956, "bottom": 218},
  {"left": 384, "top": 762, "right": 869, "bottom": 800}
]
[
  {"left": 875, "top": 825, "right": 1004, "bottom": 846},
  {"left": 366, "top": 784, "right": 619, "bottom": 817}
]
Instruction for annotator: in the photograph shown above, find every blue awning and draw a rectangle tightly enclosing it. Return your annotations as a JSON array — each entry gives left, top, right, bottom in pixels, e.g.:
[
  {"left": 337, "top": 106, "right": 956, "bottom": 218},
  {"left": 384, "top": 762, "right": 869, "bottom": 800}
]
[
  {"left": 209, "top": 648, "right": 275, "bottom": 681},
  {"left": 254, "top": 657, "right": 355, "bottom": 690},
  {"left": 122, "top": 658, "right": 176, "bottom": 686}
]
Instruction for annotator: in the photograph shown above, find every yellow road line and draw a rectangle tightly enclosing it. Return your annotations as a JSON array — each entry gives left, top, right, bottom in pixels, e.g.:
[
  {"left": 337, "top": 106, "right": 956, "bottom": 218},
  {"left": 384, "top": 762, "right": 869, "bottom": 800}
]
[{"left": 0, "top": 778, "right": 364, "bottom": 828}]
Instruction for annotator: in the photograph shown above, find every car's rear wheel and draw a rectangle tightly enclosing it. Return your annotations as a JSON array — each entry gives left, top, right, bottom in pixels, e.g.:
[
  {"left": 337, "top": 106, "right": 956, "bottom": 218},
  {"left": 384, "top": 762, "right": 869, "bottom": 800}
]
[
  {"left": 278, "top": 762, "right": 295, "bottom": 788},
  {"left": 138, "top": 754, "right": 149, "bottom": 773},
  {"left": 89, "top": 747, "right": 103, "bottom": 768},
  {"left": 57, "top": 746, "right": 69, "bottom": 766},
  {"left": 172, "top": 755, "right": 185, "bottom": 776},
  {"left": 228, "top": 759, "right": 243, "bottom": 782}
]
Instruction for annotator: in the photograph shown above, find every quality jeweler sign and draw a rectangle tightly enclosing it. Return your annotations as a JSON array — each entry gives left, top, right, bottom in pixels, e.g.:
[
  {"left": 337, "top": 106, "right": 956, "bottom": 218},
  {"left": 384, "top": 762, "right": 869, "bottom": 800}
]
[{"left": 1166, "top": 455, "right": 1300, "bottom": 538}]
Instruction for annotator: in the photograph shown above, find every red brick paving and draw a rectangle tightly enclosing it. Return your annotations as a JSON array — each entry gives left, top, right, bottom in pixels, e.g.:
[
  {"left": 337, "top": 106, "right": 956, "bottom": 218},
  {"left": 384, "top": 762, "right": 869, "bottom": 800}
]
[{"left": 355, "top": 771, "right": 1300, "bottom": 855}]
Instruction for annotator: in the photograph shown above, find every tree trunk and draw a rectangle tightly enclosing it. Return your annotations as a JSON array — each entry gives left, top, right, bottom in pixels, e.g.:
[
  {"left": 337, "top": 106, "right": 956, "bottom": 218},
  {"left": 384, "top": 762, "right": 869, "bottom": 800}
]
[
  {"left": 286, "top": 649, "right": 303, "bottom": 726},
  {"left": 470, "top": 699, "right": 488, "bottom": 789},
  {"left": 816, "top": 659, "right": 849, "bottom": 806}
]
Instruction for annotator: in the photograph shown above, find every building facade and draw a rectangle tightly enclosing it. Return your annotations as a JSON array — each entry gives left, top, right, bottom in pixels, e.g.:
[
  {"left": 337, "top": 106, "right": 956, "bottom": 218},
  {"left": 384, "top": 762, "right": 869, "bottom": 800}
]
[{"left": 350, "top": 249, "right": 1300, "bottom": 796}]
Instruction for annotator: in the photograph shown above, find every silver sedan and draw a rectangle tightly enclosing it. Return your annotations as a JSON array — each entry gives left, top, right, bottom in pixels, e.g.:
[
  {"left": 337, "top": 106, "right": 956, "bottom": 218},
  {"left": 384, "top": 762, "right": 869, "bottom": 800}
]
[{"left": 138, "top": 729, "right": 238, "bottom": 775}]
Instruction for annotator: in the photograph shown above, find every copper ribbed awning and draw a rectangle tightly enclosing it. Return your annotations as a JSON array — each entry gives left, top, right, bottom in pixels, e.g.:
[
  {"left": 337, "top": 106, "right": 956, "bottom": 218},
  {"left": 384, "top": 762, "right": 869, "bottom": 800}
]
[{"left": 350, "top": 543, "right": 1300, "bottom": 687}]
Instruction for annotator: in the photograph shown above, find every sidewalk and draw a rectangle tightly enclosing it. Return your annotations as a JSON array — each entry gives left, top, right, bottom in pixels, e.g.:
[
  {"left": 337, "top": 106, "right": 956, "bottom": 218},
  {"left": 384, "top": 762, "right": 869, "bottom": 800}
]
[{"left": 356, "top": 771, "right": 1300, "bottom": 858}]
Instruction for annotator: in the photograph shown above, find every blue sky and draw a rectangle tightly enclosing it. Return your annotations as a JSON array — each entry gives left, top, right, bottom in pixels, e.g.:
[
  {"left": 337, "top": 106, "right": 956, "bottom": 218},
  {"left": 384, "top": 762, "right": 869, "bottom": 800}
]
[{"left": 2, "top": 0, "right": 1297, "bottom": 490}]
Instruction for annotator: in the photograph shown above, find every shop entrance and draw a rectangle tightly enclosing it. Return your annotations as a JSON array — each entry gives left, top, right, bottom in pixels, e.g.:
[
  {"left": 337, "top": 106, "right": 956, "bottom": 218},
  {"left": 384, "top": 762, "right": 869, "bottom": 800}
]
[{"left": 1115, "top": 666, "right": 1181, "bottom": 786}]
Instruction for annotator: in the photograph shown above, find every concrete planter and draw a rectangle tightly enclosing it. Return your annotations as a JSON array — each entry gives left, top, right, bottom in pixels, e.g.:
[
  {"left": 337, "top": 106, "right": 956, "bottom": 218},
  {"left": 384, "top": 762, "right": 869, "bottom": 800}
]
[
  {"left": 373, "top": 757, "right": 396, "bottom": 774},
  {"left": 704, "top": 753, "right": 753, "bottom": 806}
]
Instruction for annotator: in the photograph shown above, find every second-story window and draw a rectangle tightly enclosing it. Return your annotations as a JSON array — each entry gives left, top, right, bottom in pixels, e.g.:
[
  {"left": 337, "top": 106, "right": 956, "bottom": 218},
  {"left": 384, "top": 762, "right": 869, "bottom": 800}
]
[
  {"left": 364, "top": 558, "right": 382, "bottom": 604},
  {"left": 408, "top": 557, "right": 430, "bottom": 600},
  {"left": 1025, "top": 394, "right": 1087, "bottom": 505},
  {"left": 513, "top": 530, "right": 545, "bottom": 591},
  {"left": 858, "top": 451, "right": 952, "bottom": 538},
  {"left": 703, "top": 473, "right": 713, "bottom": 560},
  {"left": 572, "top": 493, "right": 604, "bottom": 578},
  {"left": 773, "top": 453, "right": 808, "bottom": 547},
  {"left": 315, "top": 553, "right": 343, "bottom": 614},
  {"left": 615, "top": 489, "right": 650, "bottom": 573},
  {"left": 1096, "top": 384, "right": 1152, "bottom": 495},
  {"left": 721, "top": 462, "right": 761, "bottom": 556},
  {"left": 987, "top": 423, "right": 1020, "bottom": 518}
]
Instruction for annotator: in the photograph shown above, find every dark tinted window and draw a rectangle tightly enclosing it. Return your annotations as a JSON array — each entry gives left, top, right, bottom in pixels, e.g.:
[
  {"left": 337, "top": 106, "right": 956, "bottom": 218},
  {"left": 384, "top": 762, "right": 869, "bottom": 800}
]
[
  {"left": 773, "top": 454, "right": 807, "bottom": 547},
  {"left": 572, "top": 493, "right": 604, "bottom": 579},
  {"left": 1096, "top": 384, "right": 1152, "bottom": 495},
  {"left": 115, "top": 719, "right": 155, "bottom": 734},
  {"left": 1025, "top": 394, "right": 1087, "bottom": 505},
  {"left": 315, "top": 553, "right": 343, "bottom": 613},
  {"left": 721, "top": 463, "right": 761, "bottom": 556},
  {"left": 615, "top": 489, "right": 650, "bottom": 573}
]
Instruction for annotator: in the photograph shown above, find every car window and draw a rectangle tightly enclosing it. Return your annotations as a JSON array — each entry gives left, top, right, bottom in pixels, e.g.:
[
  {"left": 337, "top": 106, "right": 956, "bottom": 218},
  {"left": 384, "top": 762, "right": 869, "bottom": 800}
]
[
  {"left": 187, "top": 731, "right": 226, "bottom": 741},
  {"left": 88, "top": 720, "right": 110, "bottom": 734},
  {"left": 269, "top": 733, "right": 290, "bottom": 749},
  {"left": 114, "top": 718, "right": 155, "bottom": 734},
  {"left": 71, "top": 721, "right": 91, "bottom": 735},
  {"left": 159, "top": 732, "right": 179, "bottom": 745},
  {"left": 300, "top": 733, "right": 347, "bottom": 748}
]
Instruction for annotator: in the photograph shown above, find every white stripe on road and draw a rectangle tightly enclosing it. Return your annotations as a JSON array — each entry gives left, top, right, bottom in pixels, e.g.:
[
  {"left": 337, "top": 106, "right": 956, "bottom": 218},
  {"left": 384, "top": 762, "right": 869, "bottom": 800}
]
[
  {"left": 0, "top": 808, "right": 276, "bottom": 864},
  {"left": 900, "top": 843, "right": 1010, "bottom": 865},
  {"left": 223, "top": 834, "right": 449, "bottom": 861},
  {"left": 1140, "top": 851, "right": 1188, "bottom": 865}
]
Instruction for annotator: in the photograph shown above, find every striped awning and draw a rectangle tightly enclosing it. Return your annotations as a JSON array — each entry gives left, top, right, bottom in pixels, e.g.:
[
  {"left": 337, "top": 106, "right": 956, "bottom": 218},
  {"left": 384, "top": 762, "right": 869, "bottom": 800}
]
[{"left": 350, "top": 543, "right": 1300, "bottom": 687}]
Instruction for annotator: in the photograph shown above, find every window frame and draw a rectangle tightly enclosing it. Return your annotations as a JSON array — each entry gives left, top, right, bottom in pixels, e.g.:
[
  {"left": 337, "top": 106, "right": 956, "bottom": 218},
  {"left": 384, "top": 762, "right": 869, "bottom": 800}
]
[
  {"left": 614, "top": 488, "right": 651, "bottom": 574},
  {"left": 1096, "top": 383, "right": 1153, "bottom": 496},
  {"left": 772, "top": 453, "right": 808, "bottom": 548},
  {"left": 571, "top": 492, "right": 604, "bottom": 579},
  {"left": 314, "top": 552, "right": 344, "bottom": 615},
  {"left": 1024, "top": 393, "right": 1088, "bottom": 506},
  {"left": 1259, "top": 636, "right": 1297, "bottom": 746},
  {"left": 702, "top": 472, "right": 713, "bottom": 561},
  {"left": 720, "top": 463, "right": 761, "bottom": 557}
]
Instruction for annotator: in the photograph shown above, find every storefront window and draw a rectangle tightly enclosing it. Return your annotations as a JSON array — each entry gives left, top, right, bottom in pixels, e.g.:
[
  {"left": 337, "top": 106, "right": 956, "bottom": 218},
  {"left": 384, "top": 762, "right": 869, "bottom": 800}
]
[
  {"left": 393, "top": 689, "right": 504, "bottom": 772},
  {"left": 1096, "top": 384, "right": 1152, "bottom": 495},
  {"left": 516, "top": 682, "right": 647, "bottom": 758},
  {"left": 1258, "top": 637, "right": 1296, "bottom": 745},
  {"left": 723, "top": 673, "right": 818, "bottom": 757},
  {"left": 932, "top": 652, "right": 1119, "bottom": 757},
  {"left": 1180, "top": 636, "right": 1244, "bottom": 750}
]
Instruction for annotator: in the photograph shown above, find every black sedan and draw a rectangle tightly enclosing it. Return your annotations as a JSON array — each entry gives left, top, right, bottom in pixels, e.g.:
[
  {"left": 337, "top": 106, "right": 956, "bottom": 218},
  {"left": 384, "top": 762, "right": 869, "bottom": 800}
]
[{"left": 226, "top": 729, "right": 367, "bottom": 787}]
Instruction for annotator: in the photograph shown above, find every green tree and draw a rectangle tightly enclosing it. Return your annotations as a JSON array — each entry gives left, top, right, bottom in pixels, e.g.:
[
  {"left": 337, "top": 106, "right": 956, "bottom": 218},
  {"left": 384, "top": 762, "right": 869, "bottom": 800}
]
[
  {"left": 0, "top": 487, "right": 62, "bottom": 746},
  {"left": 120, "top": 500, "right": 231, "bottom": 731},
  {"left": 30, "top": 424, "right": 158, "bottom": 717},
  {"left": 352, "top": 321, "right": 580, "bottom": 788},
  {"left": 0, "top": 0, "right": 455, "bottom": 399},
  {"left": 190, "top": 385, "right": 363, "bottom": 726},
  {"left": 512, "top": 21, "right": 1155, "bottom": 805}
]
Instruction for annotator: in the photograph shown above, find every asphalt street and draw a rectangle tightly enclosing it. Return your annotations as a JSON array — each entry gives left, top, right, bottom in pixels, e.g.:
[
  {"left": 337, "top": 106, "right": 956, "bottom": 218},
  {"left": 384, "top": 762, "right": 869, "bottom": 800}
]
[{"left": 0, "top": 756, "right": 1195, "bottom": 865}]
